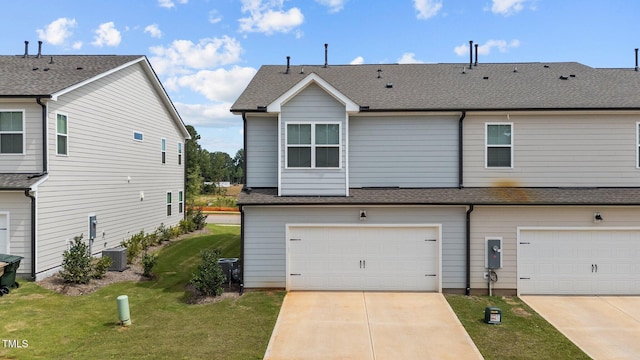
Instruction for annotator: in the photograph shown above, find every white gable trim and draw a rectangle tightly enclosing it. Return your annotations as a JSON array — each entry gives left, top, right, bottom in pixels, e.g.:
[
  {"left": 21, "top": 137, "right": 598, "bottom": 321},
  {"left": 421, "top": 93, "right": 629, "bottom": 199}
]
[{"left": 267, "top": 73, "right": 359, "bottom": 113}]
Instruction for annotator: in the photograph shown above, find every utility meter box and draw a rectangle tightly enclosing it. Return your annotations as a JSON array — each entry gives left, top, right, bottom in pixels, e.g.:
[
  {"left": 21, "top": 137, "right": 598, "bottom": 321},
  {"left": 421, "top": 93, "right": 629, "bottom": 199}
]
[
  {"left": 486, "top": 238, "right": 502, "bottom": 269},
  {"left": 484, "top": 307, "right": 502, "bottom": 324},
  {"left": 89, "top": 215, "right": 97, "bottom": 240}
]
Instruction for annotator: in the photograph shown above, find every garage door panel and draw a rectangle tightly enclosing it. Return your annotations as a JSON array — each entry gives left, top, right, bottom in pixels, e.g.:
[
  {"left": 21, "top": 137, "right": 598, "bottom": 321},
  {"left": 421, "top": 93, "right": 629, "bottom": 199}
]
[
  {"left": 519, "top": 229, "right": 640, "bottom": 295},
  {"left": 288, "top": 226, "right": 439, "bottom": 291}
]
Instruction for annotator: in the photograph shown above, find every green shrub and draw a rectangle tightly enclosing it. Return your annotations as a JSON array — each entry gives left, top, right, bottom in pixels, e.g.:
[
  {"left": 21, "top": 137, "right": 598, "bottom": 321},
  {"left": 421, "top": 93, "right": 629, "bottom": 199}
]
[
  {"left": 157, "top": 223, "right": 172, "bottom": 242},
  {"left": 60, "top": 235, "right": 92, "bottom": 284},
  {"left": 190, "top": 248, "right": 225, "bottom": 296},
  {"left": 91, "top": 256, "right": 113, "bottom": 279},
  {"left": 121, "top": 230, "right": 145, "bottom": 264},
  {"left": 142, "top": 252, "right": 158, "bottom": 277},
  {"left": 180, "top": 218, "right": 195, "bottom": 234},
  {"left": 190, "top": 208, "right": 208, "bottom": 230}
]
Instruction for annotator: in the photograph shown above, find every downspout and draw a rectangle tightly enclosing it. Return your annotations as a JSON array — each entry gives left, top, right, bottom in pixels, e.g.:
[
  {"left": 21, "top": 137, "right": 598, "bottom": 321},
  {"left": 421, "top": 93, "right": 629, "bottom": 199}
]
[
  {"left": 241, "top": 112, "right": 248, "bottom": 189},
  {"left": 239, "top": 111, "right": 248, "bottom": 295},
  {"left": 24, "top": 189, "right": 36, "bottom": 280},
  {"left": 465, "top": 204, "right": 474, "bottom": 296},
  {"left": 239, "top": 205, "right": 245, "bottom": 294},
  {"left": 36, "top": 98, "right": 48, "bottom": 174},
  {"left": 458, "top": 111, "right": 466, "bottom": 189}
]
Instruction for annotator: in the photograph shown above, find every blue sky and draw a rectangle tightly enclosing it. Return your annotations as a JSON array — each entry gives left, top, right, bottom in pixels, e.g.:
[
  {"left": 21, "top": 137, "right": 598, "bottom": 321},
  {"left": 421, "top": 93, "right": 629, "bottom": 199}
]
[{"left": 1, "top": 0, "right": 638, "bottom": 155}]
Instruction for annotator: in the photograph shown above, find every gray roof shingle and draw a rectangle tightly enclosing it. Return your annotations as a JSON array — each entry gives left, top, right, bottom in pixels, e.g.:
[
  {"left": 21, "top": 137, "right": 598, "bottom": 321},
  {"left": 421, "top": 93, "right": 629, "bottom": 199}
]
[
  {"left": 0, "top": 55, "right": 143, "bottom": 96},
  {"left": 0, "top": 173, "right": 45, "bottom": 190},
  {"left": 231, "top": 63, "right": 640, "bottom": 112},
  {"left": 238, "top": 187, "right": 640, "bottom": 206}
]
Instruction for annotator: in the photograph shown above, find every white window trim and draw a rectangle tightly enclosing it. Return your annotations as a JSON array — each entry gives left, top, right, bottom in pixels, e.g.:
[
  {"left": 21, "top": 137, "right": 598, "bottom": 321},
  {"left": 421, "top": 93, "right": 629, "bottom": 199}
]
[
  {"left": 56, "top": 112, "right": 69, "bottom": 156},
  {"left": 133, "top": 131, "right": 144, "bottom": 142},
  {"left": 636, "top": 122, "right": 640, "bottom": 169},
  {"left": 0, "top": 109, "right": 26, "bottom": 155},
  {"left": 161, "top": 138, "right": 167, "bottom": 164},
  {"left": 284, "top": 121, "right": 342, "bottom": 169},
  {"left": 166, "top": 191, "right": 172, "bottom": 216},
  {"left": 0, "top": 211, "right": 10, "bottom": 254},
  {"left": 485, "top": 122, "right": 514, "bottom": 169}
]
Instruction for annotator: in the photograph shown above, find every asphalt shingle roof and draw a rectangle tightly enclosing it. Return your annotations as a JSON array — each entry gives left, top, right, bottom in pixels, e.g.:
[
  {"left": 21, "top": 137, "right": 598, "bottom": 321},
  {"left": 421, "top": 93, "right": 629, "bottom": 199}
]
[
  {"left": 231, "top": 62, "right": 640, "bottom": 112},
  {"left": 0, "top": 173, "right": 45, "bottom": 190},
  {"left": 238, "top": 187, "right": 640, "bottom": 206},
  {"left": 0, "top": 54, "right": 143, "bottom": 96}
]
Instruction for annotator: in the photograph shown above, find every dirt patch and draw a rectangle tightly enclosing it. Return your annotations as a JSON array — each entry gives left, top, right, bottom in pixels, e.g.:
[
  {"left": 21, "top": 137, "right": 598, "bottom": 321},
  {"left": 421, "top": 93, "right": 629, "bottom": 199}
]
[
  {"left": 511, "top": 307, "right": 532, "bottom": 317},
  {"left": 37, "top": 228, "right": 222, "bottom": 298}
]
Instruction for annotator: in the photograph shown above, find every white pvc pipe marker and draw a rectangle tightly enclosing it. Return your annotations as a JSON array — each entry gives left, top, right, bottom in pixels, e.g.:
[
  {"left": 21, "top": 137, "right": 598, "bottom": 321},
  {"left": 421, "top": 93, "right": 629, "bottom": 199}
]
[{"left": 117, "top": 295, "right": 132, "bottom": 326}]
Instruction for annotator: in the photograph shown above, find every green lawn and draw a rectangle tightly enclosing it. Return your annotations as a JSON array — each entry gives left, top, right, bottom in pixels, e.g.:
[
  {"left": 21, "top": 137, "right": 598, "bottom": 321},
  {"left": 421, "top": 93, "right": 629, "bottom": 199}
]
[
  {"left": 445, "top": 294, "right": 590, "bottom": 360},
  {"left": 0, "top": 225, "right": 285, "bottom": 360}
]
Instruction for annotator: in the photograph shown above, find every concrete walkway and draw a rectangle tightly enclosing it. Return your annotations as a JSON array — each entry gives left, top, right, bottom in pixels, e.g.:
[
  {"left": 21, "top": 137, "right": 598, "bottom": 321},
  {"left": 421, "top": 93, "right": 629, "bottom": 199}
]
[
  {"left": 264, "top": 292, "right": 483, "bottom": 360},
  {"left": 204, "top": 212, "right": 240, "bottom": 225},
  {"left": 521, "top": 296, "right": 640, "bottom": 360}
]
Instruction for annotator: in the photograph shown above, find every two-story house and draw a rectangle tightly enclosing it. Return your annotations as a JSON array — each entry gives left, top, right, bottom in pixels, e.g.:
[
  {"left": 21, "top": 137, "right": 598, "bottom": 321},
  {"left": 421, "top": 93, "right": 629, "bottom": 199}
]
[
  {"left": 0, "top": 44, "right": 190, "bottom": 280},
  {"left": 232, "top": 58, "right": 640, "bottom": 296}
]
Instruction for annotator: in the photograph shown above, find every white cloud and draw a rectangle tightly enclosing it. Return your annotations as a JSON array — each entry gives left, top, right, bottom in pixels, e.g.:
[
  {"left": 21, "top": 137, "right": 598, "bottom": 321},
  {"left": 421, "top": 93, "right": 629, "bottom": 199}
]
[
  {"left": 239, "top": 0, "right": 304, "bottom": 34},
  {"left": 209, "top": 10, "right": 223, "bottom": 24},
  {"left": 158, "top": 0, "right": 188, "bottom": 9},
  {"left": 454, "top": 39, "right": 520, "bottom": 57},
  {"left": 350, "top": 56, "right": 364, "bottom": 65},
  {"left": 397, "top": 52, "right": 424, "bottom": 64},
  {"left": 149, "top": 36, "right": 243, "bottom": 76},
  {"left": 72, "top": 41, "right": 83, "bottom": 50},
  {"left": 491, "top": 0, "right": 526, "bottom": 16},
  {"left": 91, "top": 22, "right": 121, "bottom": 47},
  {"left": 36, "top": 18, "right": 77, "bottom": 45},
  {"left": 175, "top": 102, "right": 239, "bottom": 127},
  {"left": 144, "top": 24, "right": 163, "bottom": 38},
  {"left": 168, "top": 66, "right": 257, "bottom": 103},
  {"left": 414, "top": 0, "right": 442, "bottom": 20},
  {"left": 315, "top": 0, "right": 347, "bottom": 13}
]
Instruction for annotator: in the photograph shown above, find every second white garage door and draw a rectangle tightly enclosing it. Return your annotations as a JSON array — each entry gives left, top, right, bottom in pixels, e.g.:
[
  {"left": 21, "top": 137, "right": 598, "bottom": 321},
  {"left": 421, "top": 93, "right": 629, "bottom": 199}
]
[
  {"left": 518, "top": 228, "right": 640, "bottom": 295},
  {"left": 287, "top": 225, "right": 440, "bottom": 291}
]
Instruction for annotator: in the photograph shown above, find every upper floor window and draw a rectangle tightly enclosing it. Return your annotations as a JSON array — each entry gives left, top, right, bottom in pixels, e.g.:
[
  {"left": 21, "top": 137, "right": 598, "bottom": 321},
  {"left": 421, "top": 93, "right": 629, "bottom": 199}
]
[
  {"left": 161, "top": 138, "right": 166, "bottom": 164},
  {"left": 486, "top": 123, "right": 513, "bottom": 168},
  {"left": 286, "top": 123, "right": 340, "bottom": 168},
  {"left": 178, "top": 142, "right": 182, "bottom": 165},
  {"left": 57, "top": 114, "right": 68, "bottom": 155},
  {"left": 0, "top": 111, "right": 24, "bottom": 154}
]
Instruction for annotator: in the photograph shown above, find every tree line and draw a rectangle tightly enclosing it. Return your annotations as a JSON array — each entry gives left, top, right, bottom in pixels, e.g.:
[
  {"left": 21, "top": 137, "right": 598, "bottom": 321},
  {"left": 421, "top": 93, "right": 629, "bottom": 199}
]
[{"left": 185, "top": 125, "right": 243, "bottom": 200}]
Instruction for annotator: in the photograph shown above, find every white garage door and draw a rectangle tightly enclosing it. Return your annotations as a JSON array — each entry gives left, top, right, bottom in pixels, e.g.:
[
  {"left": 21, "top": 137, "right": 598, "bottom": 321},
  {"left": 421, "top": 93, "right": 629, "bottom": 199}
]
[
  {"left": 519, "top": 229, "right": 640, "bottom": 295},
  {"left": 0, "top": 214, "right": 7, "bottom": 253},
  {"left": 287, "top": 225, "right": 440, "bottom": 291}
]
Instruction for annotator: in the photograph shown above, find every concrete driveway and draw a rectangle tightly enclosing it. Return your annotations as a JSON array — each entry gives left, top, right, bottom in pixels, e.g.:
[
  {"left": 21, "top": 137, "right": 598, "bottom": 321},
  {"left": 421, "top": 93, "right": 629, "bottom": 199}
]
[
  {"left": 264, "top": 292, "right": 483, "bottom": 360},
  {"left": 521, "top": 296, "right": 640, "bottom": 360}
]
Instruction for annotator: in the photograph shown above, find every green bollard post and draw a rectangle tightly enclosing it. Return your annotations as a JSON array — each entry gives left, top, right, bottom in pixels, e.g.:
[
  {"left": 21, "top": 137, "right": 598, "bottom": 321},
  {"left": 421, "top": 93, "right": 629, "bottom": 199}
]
[{"left": 117, "top": 295, "right": 132, "bottom": 326}]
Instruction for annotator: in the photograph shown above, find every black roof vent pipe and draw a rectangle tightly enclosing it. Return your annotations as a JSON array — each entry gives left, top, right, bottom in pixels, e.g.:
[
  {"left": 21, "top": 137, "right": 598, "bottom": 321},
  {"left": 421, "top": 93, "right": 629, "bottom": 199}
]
[
  {"left": 469, "top": 40, "right": 473, "bottom": 68},
  {"left": 23, "top": 41, "right": 29, "bottom": 58},
  {"left": 474, "top": 43, "right": 479, "bottom": 66},
  {"left": 635, "top": 48, "right": 638, "bottom": 72},
  {"left": 286, "top": 56, "right": 290, "bottom": 74},
  {"left": 37, "top": 41, "right": 43, "bottom": 58},
  {"left": 324, "top": 43, "right": 328, "bottom": 68}
]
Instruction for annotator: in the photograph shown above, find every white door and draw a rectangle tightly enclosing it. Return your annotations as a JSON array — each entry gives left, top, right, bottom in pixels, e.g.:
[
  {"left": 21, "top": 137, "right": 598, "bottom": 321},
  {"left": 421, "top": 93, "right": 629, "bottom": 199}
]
[
  {"left": 0, "top": 214, "right": 7, "bottom": 254},
  {"left": 518, "top": 229, "right": 640, "bottom": 295},
  {"left": 287, "top": 225, "right": 439, "bottom": 291}
]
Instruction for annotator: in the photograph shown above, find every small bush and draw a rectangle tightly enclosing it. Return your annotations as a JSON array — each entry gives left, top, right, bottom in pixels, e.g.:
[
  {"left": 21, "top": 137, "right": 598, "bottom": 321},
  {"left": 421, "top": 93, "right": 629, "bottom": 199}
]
[
  {"left": 142, "top": 252, "right": 158, "bottom": 277},
  {"left": 92, "top": 256, "right": 113, "bottom": 279},
  {"left": 121, "top": 230, "right": 145, "bottom": 264},
  {"left": 180, "top": 218, "right": 195, "bottom": 234},
  {"left": 60, "top": 235, "right": 92, "bottom": 284},
  {"left": 190, "top": 248, "right": 225, "bottom": 296},
  {"left": 157, "top": 223, "right": 172, "bottom": 242},
  {"left": 190, "top": 208, "right": 208, "bottom": 230}
]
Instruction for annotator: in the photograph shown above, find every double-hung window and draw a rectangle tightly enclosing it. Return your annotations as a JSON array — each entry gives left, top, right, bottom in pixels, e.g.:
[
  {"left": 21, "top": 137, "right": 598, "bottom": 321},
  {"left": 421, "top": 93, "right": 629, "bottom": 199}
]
[
  {"left": 286, "top": 123, "right": 340, "bottom": 168},
  {"left": 486, "top": 123, "right": 513, "bottom": 168},
  {"left": 0, "top": 111, "right": 24, "bottom": 154},
  {"left": 57, "top": 114, "right": 68, "bottom": 155},
  {"left": 178, "top": 191, "right": 183, "bottom": 213},
  {"left": 161, "top": 138, "right": 166, "bottom": 164},
  {"left": 166, "top": 191, "right": 172, "bottom": 216},
  {"left": 178, "top": 142, "right": 182, "bottom": 165}
]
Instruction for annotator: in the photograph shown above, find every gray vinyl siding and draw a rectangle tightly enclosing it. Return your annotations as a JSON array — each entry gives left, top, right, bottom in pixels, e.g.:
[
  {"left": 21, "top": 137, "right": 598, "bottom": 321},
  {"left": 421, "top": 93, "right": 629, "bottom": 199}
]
[
  {"left": 243, "top": 206, "right": 467, "bottom": 289},
  {"left": 0, "top": 192, "right": 32, "bottom": 275},
  {"left": 464, "top": 114, "right": 640, "bottom": 187},
  {"left": 246, "top": 116, "right": 277, "bottom": 187},
  {"left": 470, "top": 206, "right": 640, "bottom": 292},
  {"left": 350, "top": 115, "right": 459, "bottom": 188},
  {"left": 0, "top": 102, "right": 43, "bottom": 173},
  {"left": 280, "top": 84, "right": 347, "bottom": 196},
  {"left": 34, "top": 62, "right": 185, "bottom": 275}
]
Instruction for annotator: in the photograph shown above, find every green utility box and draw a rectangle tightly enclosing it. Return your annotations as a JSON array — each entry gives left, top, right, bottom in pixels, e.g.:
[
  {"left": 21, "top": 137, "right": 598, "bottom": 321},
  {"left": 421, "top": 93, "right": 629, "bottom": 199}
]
[
  {"left": 484, "top": 306, "right": 502, "bottom": 325},
  {"left": 0, "top": 254, "right": 24, "bottom": 295}
]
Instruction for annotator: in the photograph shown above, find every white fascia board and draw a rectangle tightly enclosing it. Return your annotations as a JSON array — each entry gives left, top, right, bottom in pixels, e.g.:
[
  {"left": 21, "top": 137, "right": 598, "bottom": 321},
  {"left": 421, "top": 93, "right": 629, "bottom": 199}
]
[{"left": 267, "top": 73, "right": 359, "bottom": 113}]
